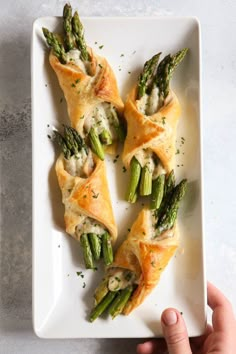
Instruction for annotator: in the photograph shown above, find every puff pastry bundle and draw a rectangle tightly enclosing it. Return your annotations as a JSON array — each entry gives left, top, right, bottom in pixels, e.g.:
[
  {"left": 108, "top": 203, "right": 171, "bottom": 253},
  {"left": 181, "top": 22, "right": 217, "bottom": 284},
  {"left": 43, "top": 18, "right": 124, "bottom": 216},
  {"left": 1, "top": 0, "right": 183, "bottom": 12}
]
[
  {"left": 42, "top": 4, "right": 123, "bottom": 268},
  {"left": 90, "top": 175, "right": 187, "bottom": 321},
  {"left": 43, "top": 4, "right": 124, "bottom": 161},
  {"left": 123, "top": 50, "right": 187, "bottom": 205},
  {"left": 52, "top": 126, "right": 116, "bottom": 269}
]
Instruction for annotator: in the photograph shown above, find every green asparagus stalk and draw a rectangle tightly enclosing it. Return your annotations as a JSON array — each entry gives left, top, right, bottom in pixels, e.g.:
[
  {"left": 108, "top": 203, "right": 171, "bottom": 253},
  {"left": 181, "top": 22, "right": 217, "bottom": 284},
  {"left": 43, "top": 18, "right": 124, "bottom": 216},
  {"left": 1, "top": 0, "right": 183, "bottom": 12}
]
[
  {"left": 109, "top": 286, "right": 133, "bottom": 319},
  {"left": 156, "top": 170, "right": 176, "bottom": 218},
  {"left": 53, "top": 130, "right": 71, "bottom": 159},
  {"left": 64, "top": 125, "right": 79, "bottom": 155},
  {"left": 164, "top": 169, "right": 175, "bottom": 196},
  {"left": 139, "top": 165, "right": 152, "bottom": 196},
  {"left": 90, "top": 291, "right": 117, "bottom": 322},
  {"left": 68, "top": 126, "right": 86, "bottom": 152},
  {"left": 63, "top": 3, "right": 75, "bottom": 51},
  {"left": 80, "top": 234, "right": 95, "bottom": 269},
  {"left": 110, "top": 110, "right": 126, "bottom": 143},
  {"left": 102, "top": 232, "right": 113, "bottom": 266},
  {"left": 126, "top": 157, "right": 142, "bottom": 203},
  {"left": 42, "top": 27, "right": 67, "bottom": 64},
  {"left": 156, "top": 48, "right": 188, "bottom": 100},
  {"left": 155, "top": 179, "right": 187, "bottom": 237},
  {"left": 88, "top": 233, "right": 101, "bottom": 261},
  {"left": 99, "top": 130, "right": 113, "bottom": 145},
  {"left": 137, "top": 53, "right": 161, "bottom": 99},
  {"left": 94, "top": 278, "right": 109, "bottom": 306},
  {"left": 151, "top": 174, "right": 165, "bottom": 210},
  {"left": 72, "top": 11, "right": 90, "bottom": 61},
  {"left": 89, "top": 127, "right": 105, "bottom": 160}
]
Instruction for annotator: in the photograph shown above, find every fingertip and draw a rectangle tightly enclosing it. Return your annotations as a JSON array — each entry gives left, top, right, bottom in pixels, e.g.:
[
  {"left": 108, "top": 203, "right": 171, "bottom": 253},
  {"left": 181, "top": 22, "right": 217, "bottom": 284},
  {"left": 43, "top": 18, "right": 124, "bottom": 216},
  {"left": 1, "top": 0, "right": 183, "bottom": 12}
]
[
  {"left": 136, "top": 341, "right": 154, "bottom": 354},
  {"left": 161, "top": 308, "right": 180, "bottom": 326}
]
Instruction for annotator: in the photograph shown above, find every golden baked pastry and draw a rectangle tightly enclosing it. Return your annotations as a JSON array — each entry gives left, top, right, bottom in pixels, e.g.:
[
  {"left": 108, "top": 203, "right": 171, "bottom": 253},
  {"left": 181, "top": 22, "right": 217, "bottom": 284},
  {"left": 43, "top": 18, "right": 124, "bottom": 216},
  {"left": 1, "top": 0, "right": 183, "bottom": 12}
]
[
  {"left": 123, "top": 50, "right": 187, "bottom": 204},
  {"left": 52, "top": 126, "right": 116, "bottom": 269}
]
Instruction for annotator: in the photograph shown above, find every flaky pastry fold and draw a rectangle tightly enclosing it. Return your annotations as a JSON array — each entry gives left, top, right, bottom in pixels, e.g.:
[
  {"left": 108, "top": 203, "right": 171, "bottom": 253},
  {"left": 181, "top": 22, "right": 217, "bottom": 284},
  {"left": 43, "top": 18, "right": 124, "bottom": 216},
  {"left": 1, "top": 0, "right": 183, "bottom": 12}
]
[
  {"left": 49, "top": 50, "right": 124, "bottom": 135},
  {"left": 122, "top": 86, "right": 181, "bottom": 173},
  {"left": 112, "top": 209, "right": 178, "bottom": 315},
  {"left": 55, "top": 153, "right": 117, "bottom": 242}
]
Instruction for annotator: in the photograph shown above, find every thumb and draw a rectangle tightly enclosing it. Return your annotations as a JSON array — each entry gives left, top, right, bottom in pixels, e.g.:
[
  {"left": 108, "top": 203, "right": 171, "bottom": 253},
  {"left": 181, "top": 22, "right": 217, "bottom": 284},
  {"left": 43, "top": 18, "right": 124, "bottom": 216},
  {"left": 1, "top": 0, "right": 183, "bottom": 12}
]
[{"left": 161, "top": 309, "right": 192, "bottom": 354}]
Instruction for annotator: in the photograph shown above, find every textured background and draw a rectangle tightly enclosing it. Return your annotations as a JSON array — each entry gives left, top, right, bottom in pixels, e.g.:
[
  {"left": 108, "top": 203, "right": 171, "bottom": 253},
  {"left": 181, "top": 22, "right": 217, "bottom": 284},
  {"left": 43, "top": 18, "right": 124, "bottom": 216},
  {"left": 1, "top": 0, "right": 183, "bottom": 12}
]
[{"left": 1, "top": 0, "right": 236, "bottom": 353}]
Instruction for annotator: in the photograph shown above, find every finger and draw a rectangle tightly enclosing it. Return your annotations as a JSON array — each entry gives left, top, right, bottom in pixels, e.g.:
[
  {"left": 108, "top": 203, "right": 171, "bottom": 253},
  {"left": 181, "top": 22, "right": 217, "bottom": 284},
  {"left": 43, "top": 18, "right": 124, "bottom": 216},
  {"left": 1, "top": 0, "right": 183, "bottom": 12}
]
[
  {"left": 190, "top": 324, "right": 213, "bottom": 351},
  {"left": 207, "top": 282, "right": 235, "bottom": 332},
  {"left": 136, "top": 339, "right": 167, "bottom": 354},
  {"left": 161, "top": 308, "right": 192, "bottom": 354}
]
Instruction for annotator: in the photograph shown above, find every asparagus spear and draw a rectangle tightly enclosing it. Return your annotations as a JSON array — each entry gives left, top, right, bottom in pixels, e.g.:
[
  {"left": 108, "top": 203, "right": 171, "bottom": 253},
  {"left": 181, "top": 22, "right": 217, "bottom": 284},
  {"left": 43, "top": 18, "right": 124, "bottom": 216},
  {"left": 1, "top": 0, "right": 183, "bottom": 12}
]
[
  {"left": 139, "top": 165, "right": 152, "bottom": 196},
  {"left": 156, "top": 170, "right": 176, "bottom": 218},
  {"left": 156, "top": 48, "right": 188, "bottom": 100},
  {"left": 151, "top": 174, "right": 165, "bottom": 210},
  {"left": 89, "top": 291, "right": 117, "bottom": 322},
  {"left": 63, "top": 3, "right": 74, "bottom": 51},
  {"left": 42, "top": 27, "right": 67, "bottom": 64},
  {"left": 102, "top": 232, "right": 113, "bottom": 266},
  {"left": 68, "top": 126, "right": 86, "bottom": 152},
  {"left": 126, "top": 157, "right": 142, "bottom": 203},
  {"left": 110, "top": 106, "right": 126, "bottom": 142},
  {"left": 88, "top": 127, "right": 105, "bottom": 160},
  {"left": 155, "top": 179, "right": 187, "bottom": 237},
  {"left": 109, "top": 286, "right": 133, "bottom": 319},
  {"left": 164, "top": 169, "right": 175, "bottom": 196},
  {"left": 53, "top": 130, "right": 71, "bottom": 159},
  {"left": 137, "top": 53, "right": 161, "bottom": 99},
  {"left": 63, "top": 125, "right": 79, "bottom": 155},
  {"left": 80, "top": 234, "right": 95, "bottom": 269},
  {"left": 88, "top": 233, "right": 101, "bottom": 261},
  {"left": 99, "top": 130, "right": 113, "bottom": 145},
  {"left": 94, "top": 278, "right": 109, "bottom": 306},
  {"left": 72, "top": 11, "right": 90, "bottom": 61}
]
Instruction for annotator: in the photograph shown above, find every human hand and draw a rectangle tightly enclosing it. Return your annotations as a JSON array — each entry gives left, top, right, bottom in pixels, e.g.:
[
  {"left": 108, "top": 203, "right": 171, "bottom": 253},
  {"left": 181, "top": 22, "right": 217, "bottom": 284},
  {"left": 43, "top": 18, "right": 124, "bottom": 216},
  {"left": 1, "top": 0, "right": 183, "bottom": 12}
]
[{"left": 137, "top": 282, "right": 236, "bottom": 354}]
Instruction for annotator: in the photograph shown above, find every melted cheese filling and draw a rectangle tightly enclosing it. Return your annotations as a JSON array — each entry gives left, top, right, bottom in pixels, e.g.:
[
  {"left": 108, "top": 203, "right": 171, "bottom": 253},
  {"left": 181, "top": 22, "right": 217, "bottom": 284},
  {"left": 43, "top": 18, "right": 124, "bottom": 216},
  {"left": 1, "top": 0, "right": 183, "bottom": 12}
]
[
  {"left": 108, "top": 269, "right": 136, "bottom": 291},
  {"left": 66, "top": 49, "right": 88, "bottom": 73},
  {"left": 137, "top": 86, "right": 160, "bottom": 116},
  {"left": 76, "top": 216, "right": 105, "bottom": 238},
  {"left": 84, "top": 102, "right": 119, "bottom": 140},
  {"left": 64, "top": 149, "right": 94, "bottom": 177}
]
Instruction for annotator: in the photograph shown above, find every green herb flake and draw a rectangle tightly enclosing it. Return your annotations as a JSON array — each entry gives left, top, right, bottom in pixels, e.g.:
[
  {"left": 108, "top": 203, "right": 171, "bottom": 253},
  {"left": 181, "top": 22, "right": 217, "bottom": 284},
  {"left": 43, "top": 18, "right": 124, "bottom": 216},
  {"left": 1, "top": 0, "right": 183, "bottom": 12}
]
[
  {"left": 76, "top": 271, "right": 84, "bottom": 277},
  {"left": 128, "top": 71, "right": 131, "bottom": 74},
  {"left": 47, "top": 135, "right": 51, "bottom": 139},
  {"left": 161, "top": 117, "right": 166, "bottom": 125},
  {"left": 82, "top": 282, "right": 86, "bottom": 288},
  {"left": 83, "top": 195, "right": 87, "bottom": 198},
  {"left": 151, "top": 261, "right": 156, "bottom": 267},
  {"left": 75, "top": 79, "right": 80, "bottom": 84},
  {"left": 92, "top": 190, "right": 99, "bottom": 199},
  {"left": 175, "top": 149, "right": 180, "bottom": 155},
  {"left": 80, "top": 115, "right": 85, "bottom": 120},
  {"left": 98, "top": 63, "right": 103, "bottom": 68},
  {"left": 115, "top": 277, "right": 121, "bottom": 282},
  {"left": 122, "top": 166, "right": 127, "bottom": 173},
  {"left": 60, "top": 98, "right": 63, "bottom": 103},
  {"left": 127, "top": 228, "right": 131, "bottom": 232},
  {"left": 99, "top": 45, "right": 104, "bottom": 49},
  {"left": 71, "top": 83, "right": 76, "bottom": 88},
  {"left": 120, "top": 54, "right": 124, "bottom": 57}
]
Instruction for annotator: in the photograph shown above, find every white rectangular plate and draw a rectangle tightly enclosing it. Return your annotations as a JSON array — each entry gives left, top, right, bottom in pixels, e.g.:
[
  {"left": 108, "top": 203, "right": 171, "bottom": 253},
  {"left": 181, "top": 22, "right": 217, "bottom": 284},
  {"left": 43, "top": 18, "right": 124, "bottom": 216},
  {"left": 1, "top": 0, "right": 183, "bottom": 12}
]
[{"left": 32, "top": 16, "right": 206, "bottom": 338}]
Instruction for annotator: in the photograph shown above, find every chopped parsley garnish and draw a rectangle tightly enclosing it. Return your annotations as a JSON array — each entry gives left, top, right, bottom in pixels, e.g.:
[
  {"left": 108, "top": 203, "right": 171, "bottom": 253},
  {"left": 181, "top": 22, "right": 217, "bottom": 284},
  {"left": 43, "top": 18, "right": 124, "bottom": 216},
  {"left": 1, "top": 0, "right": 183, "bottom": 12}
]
[
  {"left": 76, "top": 271, "right": 84, "bottom": 278},
  {"left": 122, "top": 166, "right": 127, "bottom": 173},
  {"left": 75, "top": 79, "right": 80, "bottom": 84},
  {"left": 80, "top": 115, "right": 84, "bottom": 120},
  {"left": 176, "top": 149, "right": 180, "bottom": 155},
  {"left": 92, "top": 190, "right": 99, "bottom": 199},
  {"left": 161, "top": 117, "right": 166, "bottom": 125},
  {"left": 82, "top": 282, "right": 86, "bottom": 288},
  {"left": 98, "top": 63, "right": 103, "bottom": 68},
  {"left": 120, "top": 54, "right": 124, "bottom": 57},
  {"left": 71, "top": 83, "right": 76, "bottom": 88},
  {"left": 99, "top": 45, "right": 104, "bottom": 49}
]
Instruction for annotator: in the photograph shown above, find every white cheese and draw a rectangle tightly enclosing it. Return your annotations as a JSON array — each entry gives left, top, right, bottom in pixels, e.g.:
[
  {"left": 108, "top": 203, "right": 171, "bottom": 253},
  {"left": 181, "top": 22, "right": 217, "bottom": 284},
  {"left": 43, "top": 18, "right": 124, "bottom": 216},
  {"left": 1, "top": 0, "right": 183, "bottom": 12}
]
[
  {"left": 108, "top": 269, "right": 136, "bottom": 291},
  {"left": 76, "top": 216, "right": 105, "bottom": 237},
  {"left": 84, "top": 102, "right": 117, "bottom": 139},
  {"left": 66, "top": 49, "right": 87, "bottom": 73},
  {"left": 136, "top": 86, "right": 160, "bottom": 116},
  {"left": 65, "top": 149, "right": 88, "bottom": 177}
]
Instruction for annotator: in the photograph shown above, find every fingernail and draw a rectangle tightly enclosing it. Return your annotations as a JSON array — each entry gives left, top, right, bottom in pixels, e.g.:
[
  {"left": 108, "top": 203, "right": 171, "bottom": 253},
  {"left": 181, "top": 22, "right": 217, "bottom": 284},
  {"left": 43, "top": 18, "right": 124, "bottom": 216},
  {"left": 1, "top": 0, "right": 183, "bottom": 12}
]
[{"left": 162, "top": 310, "right": 178, "bottom": 326}]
